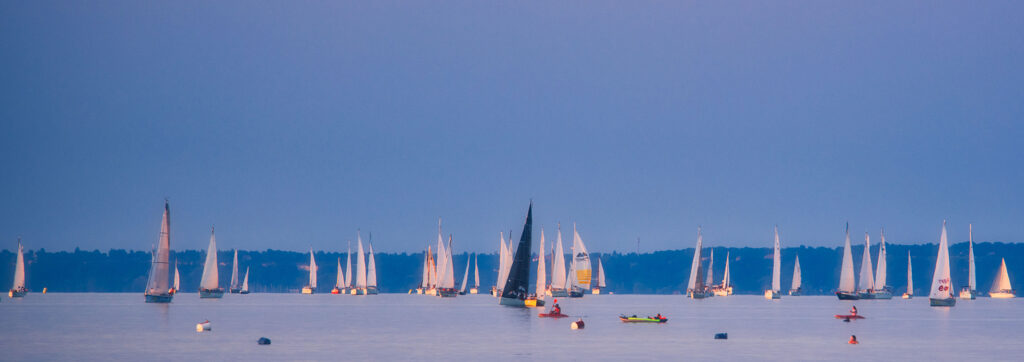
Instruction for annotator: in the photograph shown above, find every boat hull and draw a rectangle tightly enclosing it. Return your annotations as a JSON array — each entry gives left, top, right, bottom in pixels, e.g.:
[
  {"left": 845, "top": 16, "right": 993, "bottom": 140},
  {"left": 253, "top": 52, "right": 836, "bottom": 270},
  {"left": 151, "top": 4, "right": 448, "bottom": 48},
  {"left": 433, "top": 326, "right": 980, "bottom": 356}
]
[
  {"left": 568, "top": 287, "right": 585, "bottom": 298},
  {"left": 469, "top": 288, "right": 478, "bottom": 294},
  {"left": 688, "top": 290, "right": 713, "bottom": 299},
  {"left": 620, "top": 316, "right": 668, "bottom": 323},
  {"left": 930, "top": 297, "right": 956, "bottom": 307},
  {"left": 239, "top": 290, "right": 250, "bottom": 294},
  {"left": 366, "top": 287, "right": 379, "bottom": 295},
  {"left": 788, "top": 288, "right": 802, "bottom": 296},
  {"left": 349, "top": 288, "right": 366, "bottom": 295},
  {"left": 990, "top": 290, "right": 1016, "bottom": 299},
  {"left": 499, "top": 297, "right": 527, "bottom": 307},
  {"left": 712, "top": 286, "right": 733, "bottom": 296},
  {"left": 301, "top": 287, "right": 315, "bottom": 294},
  {"left": 524, "top": 298, "right": 545, "bottom": 307},
  {"left": 549, "top": 288, "right": 569, "bottom": 297},
  {"left": 229, "top": 288, "right": 242, "bottom": 294},
  {"left": 437, "top": 288, "right": 457, "bottom": 298},
  {"left": 145, "top": 293, "right": 173, "bottom": 303},
  {"left": 861, "top": 289, "right": 893, "bottom": 300},
  {"left": 591, "top": 288, "right": 601, "bottom": 295},
  {"left": 199, "top": 289, "right": 225, "bottom": 298},
  {"left": 8, "top": 289, "right": 27, "bottom": 298},
  {"left": 836, "top": 291, "right": 861, "bottom": 300},
  {"left": 902, "top": 293, "right": 912, "bottom": 299},
  {"left": 764, "top": 290, "right": 781, "bottom": 300},
  {"left": 958, "top": 288, "right": 976, "bottom": 300}
]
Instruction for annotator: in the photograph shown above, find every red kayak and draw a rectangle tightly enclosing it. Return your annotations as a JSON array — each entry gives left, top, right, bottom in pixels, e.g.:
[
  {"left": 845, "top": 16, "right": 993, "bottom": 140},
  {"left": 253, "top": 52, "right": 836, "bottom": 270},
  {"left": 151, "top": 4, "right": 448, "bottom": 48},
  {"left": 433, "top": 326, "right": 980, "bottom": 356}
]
[
  {"left": 834, "top": 314, "right": 865, "bottom": 319},
  {"left": 538, "top": 312, "right": 569, "bottom": 318}
]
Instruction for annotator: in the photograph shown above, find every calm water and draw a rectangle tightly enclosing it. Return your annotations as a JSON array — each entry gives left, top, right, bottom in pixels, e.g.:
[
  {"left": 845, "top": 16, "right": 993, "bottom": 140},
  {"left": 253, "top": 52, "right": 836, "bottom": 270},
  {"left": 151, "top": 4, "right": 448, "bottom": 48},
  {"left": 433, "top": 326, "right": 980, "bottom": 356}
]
[{"left": 1, "top": 293, "right": 1021, "bottom": 361}]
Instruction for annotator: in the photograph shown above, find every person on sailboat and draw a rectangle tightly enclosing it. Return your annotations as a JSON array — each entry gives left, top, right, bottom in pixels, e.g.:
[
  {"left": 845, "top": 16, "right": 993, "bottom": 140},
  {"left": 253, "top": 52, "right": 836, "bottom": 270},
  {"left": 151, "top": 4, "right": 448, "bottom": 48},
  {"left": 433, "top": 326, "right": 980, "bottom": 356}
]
[{"left": 848, "top": 335, "right": 859, "bottom": 344}]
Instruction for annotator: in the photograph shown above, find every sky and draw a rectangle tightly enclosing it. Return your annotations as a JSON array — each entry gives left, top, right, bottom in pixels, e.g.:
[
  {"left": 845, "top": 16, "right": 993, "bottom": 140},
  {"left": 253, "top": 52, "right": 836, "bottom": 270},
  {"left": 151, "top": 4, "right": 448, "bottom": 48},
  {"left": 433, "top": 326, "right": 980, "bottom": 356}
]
[{"left": 2, "top": 1, "right": 1023, "bottom": 253}]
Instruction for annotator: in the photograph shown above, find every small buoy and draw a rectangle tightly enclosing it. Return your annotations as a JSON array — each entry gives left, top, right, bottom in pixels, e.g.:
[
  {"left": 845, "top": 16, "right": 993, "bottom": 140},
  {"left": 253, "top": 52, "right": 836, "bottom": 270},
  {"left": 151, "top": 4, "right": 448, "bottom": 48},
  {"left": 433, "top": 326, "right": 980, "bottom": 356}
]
[
  {"left": 196, "top": 320, "right": 211, "bottom": 332},
  {"left": 570, "top": 319, "right": 585, "bottom": 330},
  {"left": 714, "top": 333, "right": 728, "bottom": 340},
  {"left": 258, "top": 337, "right": 271, "bottom": 345}
]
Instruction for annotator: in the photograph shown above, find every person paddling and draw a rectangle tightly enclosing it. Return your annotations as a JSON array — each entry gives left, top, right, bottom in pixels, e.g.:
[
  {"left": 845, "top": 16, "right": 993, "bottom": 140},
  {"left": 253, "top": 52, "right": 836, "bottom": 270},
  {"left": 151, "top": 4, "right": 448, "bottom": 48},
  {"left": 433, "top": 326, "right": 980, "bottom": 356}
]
[
  {"left": 551, "top": 299, "right": 561, "bottom": 315},
  {"left": 850, "top": 306, "right": 858, "bottom": 316},
  {"left": 848, "top": 335, "right": 859, "bottom": 344}
]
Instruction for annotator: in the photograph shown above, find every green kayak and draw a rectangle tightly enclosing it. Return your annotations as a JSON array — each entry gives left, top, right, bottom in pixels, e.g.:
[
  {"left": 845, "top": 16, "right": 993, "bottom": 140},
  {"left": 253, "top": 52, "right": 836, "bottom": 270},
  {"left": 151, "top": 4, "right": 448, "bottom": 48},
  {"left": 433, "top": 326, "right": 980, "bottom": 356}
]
[{"left": 619, "top": 315, "right": 668, "bottom": 323}]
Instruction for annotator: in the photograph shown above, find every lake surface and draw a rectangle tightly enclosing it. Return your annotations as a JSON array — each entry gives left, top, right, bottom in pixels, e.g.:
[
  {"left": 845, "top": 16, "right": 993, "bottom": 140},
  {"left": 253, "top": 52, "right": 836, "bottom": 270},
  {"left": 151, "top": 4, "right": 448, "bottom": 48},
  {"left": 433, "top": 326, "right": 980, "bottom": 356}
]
[{"left": 1, "top": 293, "right": 1021, "bottom": 361}]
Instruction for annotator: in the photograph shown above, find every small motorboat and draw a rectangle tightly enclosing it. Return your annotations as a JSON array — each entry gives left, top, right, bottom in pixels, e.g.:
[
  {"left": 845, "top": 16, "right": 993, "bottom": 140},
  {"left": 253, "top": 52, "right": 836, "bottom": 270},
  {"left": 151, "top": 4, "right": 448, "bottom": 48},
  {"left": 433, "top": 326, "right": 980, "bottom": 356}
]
[
  {"left": 196, "top": 320, "right": 212, "bottom": 332},
  {"left": 538, "top": 312, "right": 569, "bottom": 318},
  {"left": 619, "top": 315, "right": 667, "bottom": 323}
]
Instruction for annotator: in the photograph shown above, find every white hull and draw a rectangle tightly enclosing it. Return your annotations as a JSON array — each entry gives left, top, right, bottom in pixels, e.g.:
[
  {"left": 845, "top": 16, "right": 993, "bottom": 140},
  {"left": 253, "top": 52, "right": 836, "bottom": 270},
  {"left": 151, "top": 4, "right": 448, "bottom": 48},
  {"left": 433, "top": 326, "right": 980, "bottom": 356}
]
[
  {"left": 301, "top": 286, "right": 315, "bottom": 294},
  {"left": 990, "top": 291, "right": 1016, "bottom": 299},
  {"left": 764, "top": 290, "right": 781, "bottom": 300}
]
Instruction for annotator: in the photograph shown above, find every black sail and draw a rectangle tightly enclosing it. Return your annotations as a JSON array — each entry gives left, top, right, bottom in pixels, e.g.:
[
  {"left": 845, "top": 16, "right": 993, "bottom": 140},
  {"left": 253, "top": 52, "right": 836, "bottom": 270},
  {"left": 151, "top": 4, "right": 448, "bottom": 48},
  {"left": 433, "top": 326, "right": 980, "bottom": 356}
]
[{"left": 500, "top": 202, "right": 533, "bottom": 305}]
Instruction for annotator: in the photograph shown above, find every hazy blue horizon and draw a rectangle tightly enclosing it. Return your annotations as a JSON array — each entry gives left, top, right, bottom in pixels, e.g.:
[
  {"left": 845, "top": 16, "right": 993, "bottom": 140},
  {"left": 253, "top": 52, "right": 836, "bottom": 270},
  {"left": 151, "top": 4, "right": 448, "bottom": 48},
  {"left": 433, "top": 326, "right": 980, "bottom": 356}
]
[{"left": 2, "top": 2, "right": 1023, "bottom": 252}]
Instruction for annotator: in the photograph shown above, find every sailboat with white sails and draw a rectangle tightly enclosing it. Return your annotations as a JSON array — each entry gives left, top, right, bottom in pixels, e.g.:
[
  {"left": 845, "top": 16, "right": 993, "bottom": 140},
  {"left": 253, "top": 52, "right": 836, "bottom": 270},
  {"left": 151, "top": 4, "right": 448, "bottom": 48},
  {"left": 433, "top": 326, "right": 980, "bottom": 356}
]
[
  {"left": 836, "top": 223, "right": 859, "bottom": 300},
  {"left": 959, "top": 224, "right": 978, "bottom": 300},
  {"left": 789, "top": 254, "right": 802, "bottom": 296},
  {"left": 173, "top": 262, "right": 180, "bottom": 294},
  {"left": 9, "top": 238, "right": 28, "bottom": 298},
  {"left": 712, "top": 251, "right": 733, "bottom": 296},
  {"left": 366, "top": 241, "right": 378, "bottom": 295},
  {"left": 929, "top": 221, "right": 955, "bottom": 307},
  {"left": 764, "top": 226, "right": 782, "bottom": 300},
  {"left": 687, "top": 226, "right": 712, "bottom": 299},
  {"left": 548, "top": 225, "right": 568, "bottom": 297},
  {"left": 567, "top": 224, "right": 591, "bottom": 298},
  {"left": 302, "top": 248, "right": 317, "bottom": 294},
  {"left": 435, "top": 233, "right": 457, "bottom": 298},
  {"left": 333, "top": 258, "right": 345, "bottom": 294},
  {"left": 240, "top": 266, "right": 250, "bottom": 294},
  {"left": 592, "top": 258, "right": 607, "bottom": 294},
  {"left": 469, "top": 254, "right": 480, "bottom": 294},
  {"left": 902, "top": 251, "right": 913, "bottom": 299},
  {"left": 525, "top": 228, "right": 546, "bottom": 307},
  {"left": 989, "top": 258, "right": 1016, "bottom": 298},
  {"left": 229, "top": 249, "right": 242, "bottom": 293},
  {"left": 856, "top": 233, "right": 875, "bottom": 299},
  {"left": 352, "top": 235, "right": 368, "bottom": 295},
  {"left": 459, "top": 253, "right": 473, "bottom": 295},
  {"left": 198, "top": 227, "right": 225, "bottom": 298},
  {"left": 144, "top": 201, "right": 174, "bottom": 303},
  {"left": 863, "top": 229, "right": 893, "bottom": 299}
]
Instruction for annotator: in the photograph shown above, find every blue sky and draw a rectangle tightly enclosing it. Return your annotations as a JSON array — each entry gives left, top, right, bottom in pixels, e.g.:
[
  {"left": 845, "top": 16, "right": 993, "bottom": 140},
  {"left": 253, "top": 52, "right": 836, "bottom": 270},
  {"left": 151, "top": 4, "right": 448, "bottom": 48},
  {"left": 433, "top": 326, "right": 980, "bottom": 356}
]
[{"left": 2, "top": 1, "right": 1022, "bottom": 253}]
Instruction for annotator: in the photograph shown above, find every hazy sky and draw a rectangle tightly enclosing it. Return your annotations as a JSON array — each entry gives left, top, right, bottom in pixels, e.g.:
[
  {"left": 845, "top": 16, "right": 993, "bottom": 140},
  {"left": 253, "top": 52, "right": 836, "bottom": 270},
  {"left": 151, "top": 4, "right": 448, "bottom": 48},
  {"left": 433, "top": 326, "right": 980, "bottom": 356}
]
[{"left": 2, "top": 1, "right": 1023, "bottom": 253}]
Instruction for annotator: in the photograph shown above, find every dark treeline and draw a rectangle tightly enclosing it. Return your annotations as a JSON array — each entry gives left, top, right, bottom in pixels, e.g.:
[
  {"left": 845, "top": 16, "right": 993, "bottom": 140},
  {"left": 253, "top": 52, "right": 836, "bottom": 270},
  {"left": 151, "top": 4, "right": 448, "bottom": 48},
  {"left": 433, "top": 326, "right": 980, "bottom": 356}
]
[{"left": 1, "top": 242, "right": 1020, "bottom": 295}]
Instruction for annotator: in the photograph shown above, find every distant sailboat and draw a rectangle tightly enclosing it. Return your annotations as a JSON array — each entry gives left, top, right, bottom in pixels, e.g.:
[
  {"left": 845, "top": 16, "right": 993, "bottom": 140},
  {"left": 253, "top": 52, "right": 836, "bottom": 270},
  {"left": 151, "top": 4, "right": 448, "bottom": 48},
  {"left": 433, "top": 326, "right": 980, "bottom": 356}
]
[
  {"left": 352, "top": 235, "right": 367, "bottom": 295},
  {"left": 929, "top": 221, "right": 955, "bottom": 307},
  {"left": 499, "top": 202, "right": 535, "bottom": 307},
  {"left": 764, "top": 226, "right": 782, "bottom": 300},
  {"left": 525, "top": 228, "right": 546, "bottom": 307},
  {"left": 173, "top": 262, "right": 180, "bottom": 294},
  {"left": 548, "top": 225, "right": 568, "bottom": 297},
  {"left": 989, "top": 258, "right": 1016, "bottom": 298},
  {"left": 415, "top": 247, "right": 429, "bottom": 294},
  {"left": 836, "top": 223, "right": 859, "bottom": 300},
  {"left": 688, "top": 226, "right": 712, "bottom": 299},
  {"left": 240, "top": 267, "right": 250, "bottom": 294},
  {"left": 436, "top": 234, "right": 457, "bottom": 298},
  {"left": 229, "top": 249, "right": 242, "bottom": 293},
  {"left": 712, "top": 251, "right": 733, "bottom": 296},
  {"left": 198, "top": 227, "right": 225, "bottom": 298},
  {"left": 568, "top": 224, "right": 591, "bottom": 298},
  {"left": 902, "top": 251, "right": 913, "bottom": 299},
  {"left": 705, "top": 249, "right": 715, "bottom": 291},
  {"left": 425, "top": 245, "right": 436, "bottom": 296},
  {"left": 469, "top": 254, "right": 480, "bottom": 294},
  {"left": 857, "top": 233, "right": 875, "bottom": 298},
  {"left": 332, "top": 258, "right": 344, "bottom": 294},
  {"left": 592, "top": 258, "right": 607, "bottom": 294},
  {"left": 959, "top": 224, "right": 977, "bottom": 300},
  {"left": 144, "top": 201, "right": 173, "bottom": 303},
  {"left": 789, "top": 254, "right": 802, "bottom": 296},
  {"left": 302, "top": 248, "right": 317, "bottom": 294},
  {"left": 460, "top": 253, "right": 472, "bottom": 295},
  {"left": 867, "top": 228, "right": 893, "bottom": 299},
  {"left": 9, "top": 238, "right": 27, "bottom": 298},
  {"left": 366, "top": 241, "right": 378, "bottom": 295},
  {"left": 344, "top": 242, "right": 353, "bottom": 294}
]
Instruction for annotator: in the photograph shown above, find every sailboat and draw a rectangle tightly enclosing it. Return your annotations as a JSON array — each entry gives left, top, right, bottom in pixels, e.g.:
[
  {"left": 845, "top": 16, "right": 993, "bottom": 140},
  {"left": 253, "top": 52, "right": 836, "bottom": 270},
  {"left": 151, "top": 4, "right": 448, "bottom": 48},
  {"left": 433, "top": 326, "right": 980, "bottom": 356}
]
[
  {"left": 789, "top": 254, "right": 802, "bottom": 296},
  {"left": 836, "top": 223, "right": 859, "bottom": 300},
  {"left": 438, "top": 235, "right": 458, "bottom": 297},
  {"left": 9, "top": 238, "right": 27, "bottom": 298},
  {"left": 867, "top": 228, "right": 893, "bottom": 299},
  {"left": 198, "top": 227, "right": 225, "bottom": 298},
  {"left": 240, "top": 267, "right": 250, "bottom": 294},
  {"left": 688, "top": 226, "right": 712, "bottom": 299},
  {"left": 302, "top": 248, "right": 317, "bottom": 294},
  {"left": 764, "top": 226, "right": 782, "bottom": 300},
  {"left": 712, "top": 251, "right": 733, "bottom": 296},
  {"left": 592, "top": 258, "right": 607, "bottom": 294},
  {"left": 352, "top": 235, "right": 367, "bottom": 295},
  {"left": 856, "top": 233, "right": 875, "bottom": 299},
  {"left": 173, "top": 262, "right": 180, "bottom": 294},
  {"left": 499, "top": 202, "right": 535, "bottom": 307},
  {"left": 366, "top": 241, "right": 378, "bottom": 295},
  {"left": 929, "top": 221, "right": 955, "bottom": 307},
  {"left": 548, "top": 225, "right": 568, "bottom": 297},
  {"left": 229, "top": 249, "right": 242, "bottom": 293},
  {"left": 425, "top": 245, "right": 436, "bottom": 296},
  {"left": 959, "top": 224, "right": 978, "bottom": 300},
  {"left": 469, "top": 254, "right": 480, "bottom": 294},
  {"left": 459, "top": 253, "right": 472, "bottom": 295},
  {"left": 144, "top": 201, "right": 174, "bottom": 303},
  {"left": 902, "top": 251, "right": 913, "bottom": 299},
  {"left": 989, "top": 258, "right": 1016, "bottom": 298},
  {"left": 493, "top": 231, "right": 515, "bottom": 297},
  {"left": 332, "top": 258, "right": 344, "bottom": 294},
  {"left": 415, "top": 248, "right": 429, "bottom": 294},
  {"left": 525, "top": 228, "right": 546, "bottom": 307},
  {"left": 567, "top": 224, "right": 591, "bottom": 298}
]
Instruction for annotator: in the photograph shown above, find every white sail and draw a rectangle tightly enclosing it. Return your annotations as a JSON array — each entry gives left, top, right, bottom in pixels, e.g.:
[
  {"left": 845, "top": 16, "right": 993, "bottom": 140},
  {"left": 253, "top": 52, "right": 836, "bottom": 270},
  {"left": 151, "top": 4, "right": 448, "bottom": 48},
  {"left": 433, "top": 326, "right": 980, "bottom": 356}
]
[
  {"left": 230, "top": 249, "right": 239, "bottom": 290},
  {"left": 199, "top": 228, "right": 220, "bottom": 290},
  {"left": 473, "top": 253, "right": 479, "bottom": 288},
  {"left": 565, "top": 258, "right": 576, "bottom": 289},
  {"left": 241, "top": 267, "right": 249, "bottom": 292},
  {"left": 336, "top": 258, "right": 344, "bottom": 288},
  {"left": 791, "top": 255, "right": 802, "bottom": 290},
  {"left": 536, "top": 229, "right": 546, "bottom": 298},
  {"left": 771, "top": 226, "right": 781, "bottom": 292},
  {"left": 875, "top": 229, "right": 888, "bottom": 289},
  {"left": 13, "top": 240, "right": 26, "bottom": 290},
  {"left": 426, "top": 246, "right": 435, "bottom": 288},
  {"left": 551, "top": 226, "right": 567, "bottom": 289},
  {"left": 968, "top": 224, "right": 976, "bottom": 291},
  {"left": 345, "top": 243, "right": 353, "bottom": 287},
  {"left": 355, "top": 236, "right": 367, "bottom": 288},
  {"left": 929, "top": 221, "right": 954, "bottom": 300},
  {"left": 420, "top": 249, "right": 429, "bottom": 288},
  {"left": 496, "top": 232, "right": 509, "bottom": 291},
  {"left": 173, "top": 263, "right": 180, "bottom": 291},
  {"left": 838, "top": 223, "right": 856, "bottom": 292},
  {"left": 461, "top": 253, "right": 472, "bottom": 293},
  {"left": 721, "top": 252, "right": 731, "bottom": 287},
  {"left": 439, "top": 236, "right": 455, "bottom": 289},
  {"left": 435, "top": 220, "right": 447, "bottom": 289},
  {"left": 907, "top": 251, "right": 913, "bottom": 294},
  {"left": 145, "top": 202, "right": 172, "bottom": 295},
  {"left": 596, "top": 258, "right": 606, "bottom": 288},
  {"left": 858, "top": 233, "right": 875, "bottom": 291},
  {"left": 367, "top": 243, "right": 377, "bottom": 288},
  {"left": 687, "top": 227, "right": 704, "bottom": 291},
  {"left": 705, "top": 248, "right": 715, "bottom": 287},
  {"left": 991, "top": 258, "right": 1012, "bottom": 292},
  {"left": 571, "top": 224, "right": 592, "bottom": 288},
  {"left": 308, "top": 248, "right": 318, "bottom": 289}
]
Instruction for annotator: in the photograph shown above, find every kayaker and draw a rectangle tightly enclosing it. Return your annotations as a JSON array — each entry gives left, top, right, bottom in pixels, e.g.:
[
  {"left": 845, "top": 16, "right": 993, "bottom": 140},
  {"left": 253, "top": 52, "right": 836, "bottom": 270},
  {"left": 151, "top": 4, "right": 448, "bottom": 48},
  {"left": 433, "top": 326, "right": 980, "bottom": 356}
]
[
  {"left": 850, "top": 306, "right": 858, "bottom": 316},
  {"left": 551, "top": 299, "right": 561, "bottom": 315},
  {"left": 848, "top": 335, "right": 858, "bottom": 344},
  {"left": 656, "top": 313, "right": 663, "bottom": 320}
]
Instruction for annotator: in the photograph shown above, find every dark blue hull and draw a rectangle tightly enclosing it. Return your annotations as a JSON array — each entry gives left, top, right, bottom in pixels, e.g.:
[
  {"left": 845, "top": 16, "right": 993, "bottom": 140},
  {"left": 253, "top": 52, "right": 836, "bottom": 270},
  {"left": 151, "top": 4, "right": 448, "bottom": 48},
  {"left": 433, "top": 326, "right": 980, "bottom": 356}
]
[{"left": 145, "top": 294, "right": 173, "bottom": 303}]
